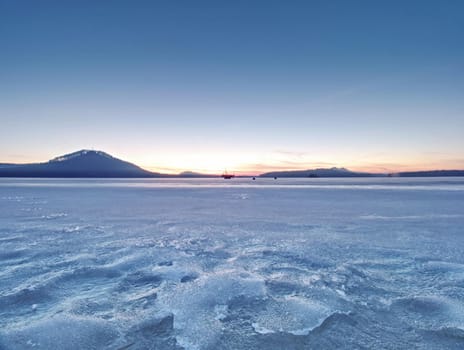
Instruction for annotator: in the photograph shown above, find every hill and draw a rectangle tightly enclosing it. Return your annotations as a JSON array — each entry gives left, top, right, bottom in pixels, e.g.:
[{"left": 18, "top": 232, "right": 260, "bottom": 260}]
[
  {"left": 0, "top": 150, "right": 161, "bottom": 178},
  {"left": 260, "top": 167, "right": 376, "bottom": 178},
  {"left": 396, "top": 170, "right": 464, "bottom": 177}
]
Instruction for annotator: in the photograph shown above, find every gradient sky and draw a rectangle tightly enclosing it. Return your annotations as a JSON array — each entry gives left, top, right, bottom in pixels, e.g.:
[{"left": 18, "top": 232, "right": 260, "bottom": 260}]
[{"left": 1, "top": 0, "right": 463, "bottom": 174}]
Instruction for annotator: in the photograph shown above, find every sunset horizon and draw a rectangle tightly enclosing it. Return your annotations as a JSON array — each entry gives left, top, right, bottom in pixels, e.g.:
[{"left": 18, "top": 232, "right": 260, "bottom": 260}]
[{"left": 2, "top": 147, "right": 464, "bottom": 176}]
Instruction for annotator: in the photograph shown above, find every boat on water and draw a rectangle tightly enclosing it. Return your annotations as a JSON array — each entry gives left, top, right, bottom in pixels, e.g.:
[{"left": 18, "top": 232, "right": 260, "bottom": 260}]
[{"left": 221, "top": 170, "right": 235, "bottom": 179}]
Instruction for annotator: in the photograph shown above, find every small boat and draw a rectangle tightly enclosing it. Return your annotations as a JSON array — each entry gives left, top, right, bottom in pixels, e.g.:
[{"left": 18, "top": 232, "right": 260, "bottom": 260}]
[{"left": 221, "top": 170, "right": 235, "bottom": 179}]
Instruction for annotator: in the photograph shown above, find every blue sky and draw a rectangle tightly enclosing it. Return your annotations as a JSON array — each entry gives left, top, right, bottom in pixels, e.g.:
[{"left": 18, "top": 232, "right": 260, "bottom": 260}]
[{"left": 1, "top": 0, "right": 463, "bottom": 173}]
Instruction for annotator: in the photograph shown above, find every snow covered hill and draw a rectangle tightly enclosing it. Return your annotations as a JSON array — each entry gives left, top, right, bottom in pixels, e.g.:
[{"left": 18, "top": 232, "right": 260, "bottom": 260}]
[{"left": 0, "top": 150, "right": 160, "bottom": 178}]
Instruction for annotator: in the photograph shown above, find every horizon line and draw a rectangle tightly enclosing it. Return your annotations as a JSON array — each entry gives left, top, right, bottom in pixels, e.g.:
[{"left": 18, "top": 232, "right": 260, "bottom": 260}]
[{"left": 2, "top": 149, "right": 464, "bottom": 176}]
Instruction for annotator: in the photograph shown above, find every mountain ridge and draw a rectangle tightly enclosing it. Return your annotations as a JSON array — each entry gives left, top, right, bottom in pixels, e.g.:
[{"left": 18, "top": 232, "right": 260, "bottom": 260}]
[
  {"left": 0, "top": 150, "right": 463, "bottom": 178},
  {"left": 0, "top": 150, "right": 160, "bottom": 178},
  {"left": 260, "top": 167, "right": 378, "bottom": 178}
]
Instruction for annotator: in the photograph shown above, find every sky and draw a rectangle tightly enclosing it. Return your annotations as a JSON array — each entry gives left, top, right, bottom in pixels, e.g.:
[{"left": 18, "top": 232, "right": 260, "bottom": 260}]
[{"left": 1, "top": 0, "right": 463, "bottom": 174}]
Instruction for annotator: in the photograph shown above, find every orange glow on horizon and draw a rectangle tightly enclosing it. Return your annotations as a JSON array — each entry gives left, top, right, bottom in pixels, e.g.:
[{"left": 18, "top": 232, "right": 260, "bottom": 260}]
[
  {"left": 2, "top": 149, "right": 463, "bottom": 176},
  {"left": 141, "top": 157, "right": 464, "bottom": 176}
]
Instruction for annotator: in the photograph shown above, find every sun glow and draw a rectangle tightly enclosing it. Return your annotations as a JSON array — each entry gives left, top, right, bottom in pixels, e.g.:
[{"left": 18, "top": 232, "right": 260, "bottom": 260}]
[
  {"left": 135, "top": 152, "right": 264, "bottom": 175},
  {"left": 133, "top": 150, "right": 464, "bottom": 176}
]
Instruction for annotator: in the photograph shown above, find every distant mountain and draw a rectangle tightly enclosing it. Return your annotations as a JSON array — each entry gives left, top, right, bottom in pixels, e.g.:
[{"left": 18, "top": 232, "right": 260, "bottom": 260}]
[
  {"left": 1, "top": 150, "right": 464, "bottom": 178},
  {"left": 260, "top": 167, "right": 464, "bottom": 178},
  {"left": 260, "top": 167, "right": 376, "bottom": 178},
  {"left": 0, "top": 150, "right": 161, "bottom": 178},
  {"left": 396, "top": 170, "right": 464, "bottom": 177}
]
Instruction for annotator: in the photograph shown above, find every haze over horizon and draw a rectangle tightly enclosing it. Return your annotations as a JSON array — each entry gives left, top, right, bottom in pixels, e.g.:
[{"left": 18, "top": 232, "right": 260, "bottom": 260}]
[{"left": 1, "top": 1, "right": 463, "bottom": 174}]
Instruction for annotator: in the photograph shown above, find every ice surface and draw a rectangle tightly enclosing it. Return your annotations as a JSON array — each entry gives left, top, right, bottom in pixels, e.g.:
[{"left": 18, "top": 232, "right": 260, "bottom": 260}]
[{"left": 0, "top": 177, "right": 464, "bottom": 349}]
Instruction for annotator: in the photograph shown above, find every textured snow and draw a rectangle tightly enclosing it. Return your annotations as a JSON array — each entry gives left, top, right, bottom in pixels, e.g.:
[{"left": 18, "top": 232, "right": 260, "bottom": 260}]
[
  {"left": 1, "top": 177, "right": 464, "bottom": 349},
  {"left": 50, "top": 150, "right": 112, "bottom": 163}
]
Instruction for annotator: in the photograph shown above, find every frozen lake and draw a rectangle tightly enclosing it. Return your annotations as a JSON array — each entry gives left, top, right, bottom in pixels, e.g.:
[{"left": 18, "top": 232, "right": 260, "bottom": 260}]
[{"left": 1, "top": 177, "right": 464, "bottom": 349}]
